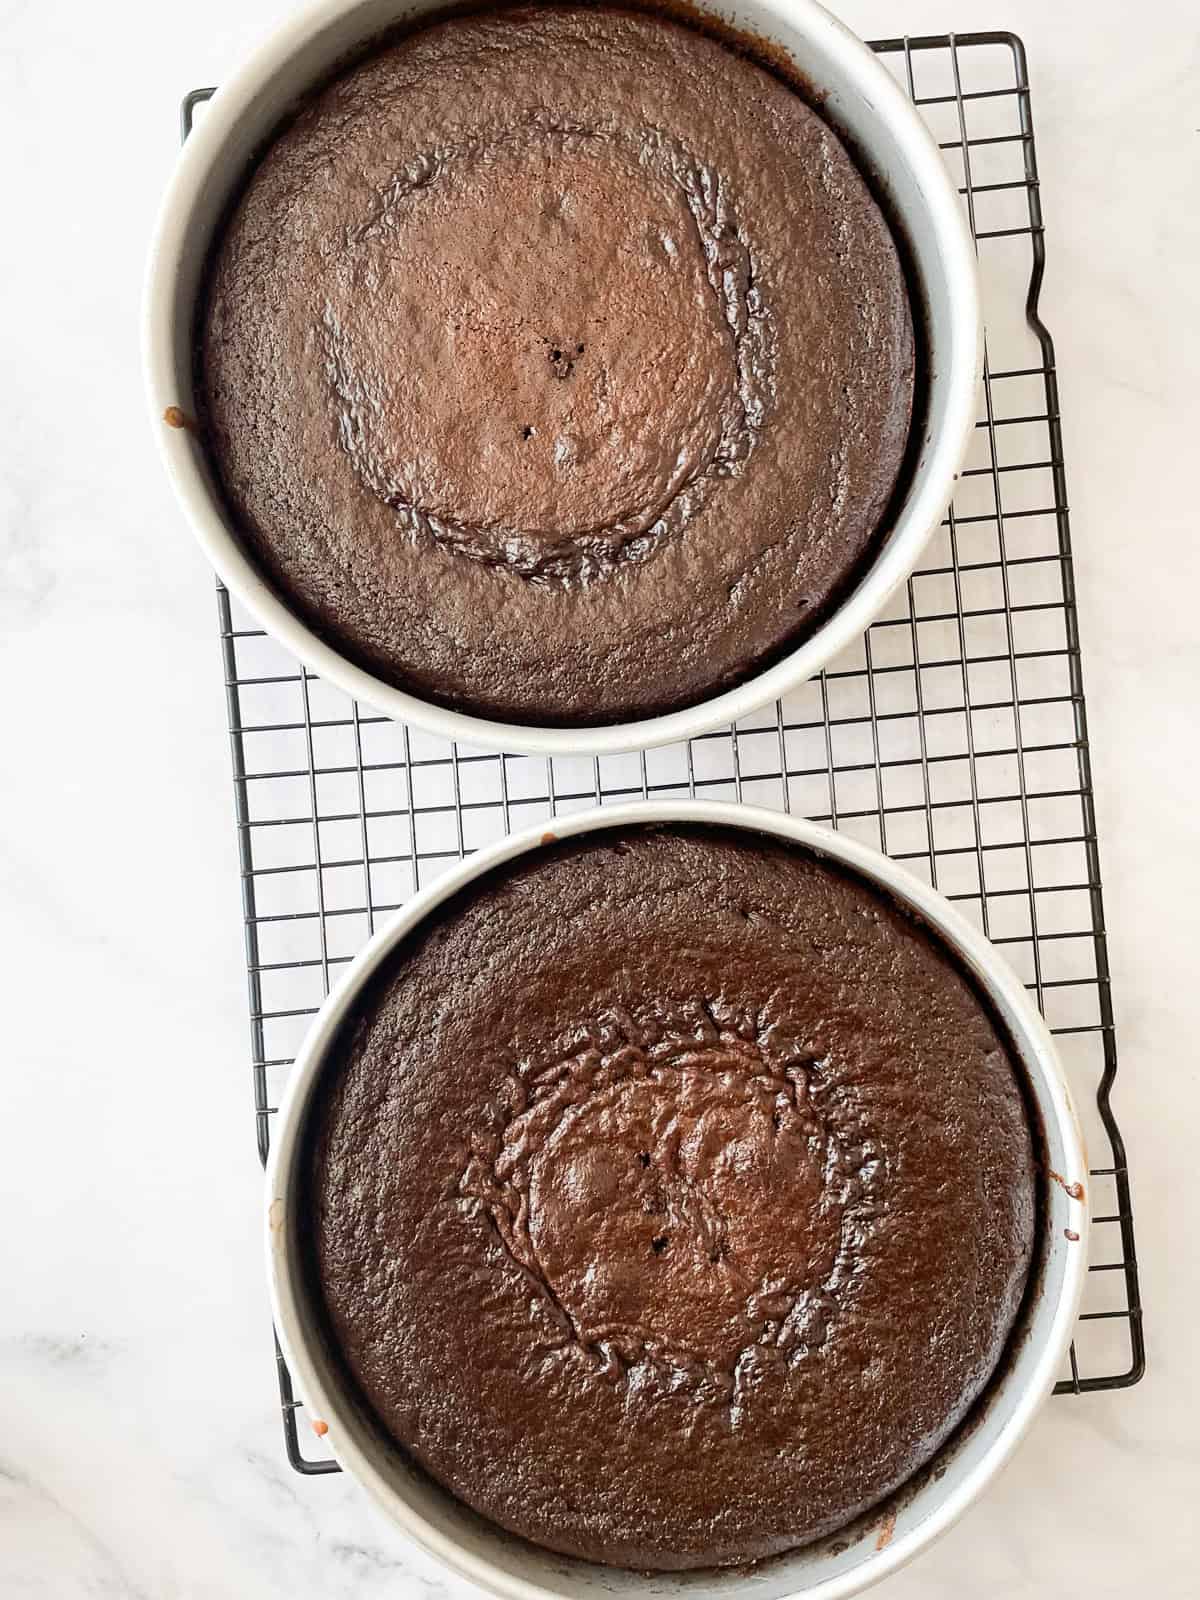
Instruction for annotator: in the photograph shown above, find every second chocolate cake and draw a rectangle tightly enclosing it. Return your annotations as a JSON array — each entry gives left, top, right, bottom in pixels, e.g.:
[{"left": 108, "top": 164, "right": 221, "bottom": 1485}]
[
  {"left": 305, "top": 824, "right": 1037, "bottom": 1569},
  {"left": 200, "top": 5, "right": 915, "bottom": 725}
]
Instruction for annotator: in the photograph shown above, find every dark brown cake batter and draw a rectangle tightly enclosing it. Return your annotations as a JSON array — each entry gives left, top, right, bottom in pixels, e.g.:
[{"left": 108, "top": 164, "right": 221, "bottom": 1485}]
[
  {"left": 200, "top": 5, "right": 915, "bottom": 725},
  {"left": 306, "top": 825, "right": 1036, "bottom": 1569}
]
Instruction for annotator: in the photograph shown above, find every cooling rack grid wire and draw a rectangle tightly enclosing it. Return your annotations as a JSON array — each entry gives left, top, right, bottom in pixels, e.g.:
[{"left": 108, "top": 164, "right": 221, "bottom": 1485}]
[{"left": 182, "top": 28, "right": 1143, "bottom": 1474}]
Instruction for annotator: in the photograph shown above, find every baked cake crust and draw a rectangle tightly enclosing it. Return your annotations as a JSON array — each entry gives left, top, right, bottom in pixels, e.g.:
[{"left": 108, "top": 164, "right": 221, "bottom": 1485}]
[
  {"left": 306, "top": 825, "right": 1036, "bottom": 1569},
  {"left": 200, "top": 6, "right": 915, "bottom": 724}
]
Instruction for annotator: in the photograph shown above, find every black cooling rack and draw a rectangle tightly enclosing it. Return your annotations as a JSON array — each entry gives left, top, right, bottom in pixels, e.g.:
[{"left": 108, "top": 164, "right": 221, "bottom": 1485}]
[{"left": 182, "top": 28, "right": 1144, "bottom": 1475}]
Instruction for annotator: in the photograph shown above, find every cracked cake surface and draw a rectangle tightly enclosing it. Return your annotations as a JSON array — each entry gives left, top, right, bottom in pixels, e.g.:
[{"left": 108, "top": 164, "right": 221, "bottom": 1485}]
[
  {"left": 305, "top": 824, "right": 1036, "bottom": 1569},
  {"left": 199, "top": 4, "right": 915, "bottom": 725}
]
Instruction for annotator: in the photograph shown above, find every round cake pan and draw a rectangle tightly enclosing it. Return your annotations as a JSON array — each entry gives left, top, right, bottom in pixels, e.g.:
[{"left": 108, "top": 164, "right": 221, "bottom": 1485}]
[
  {"left": 144, "top": 0, "right": 981, "bottom": 758},
  {"left": 267, "top": 800, "right": 1088, "bottom": 1600}
]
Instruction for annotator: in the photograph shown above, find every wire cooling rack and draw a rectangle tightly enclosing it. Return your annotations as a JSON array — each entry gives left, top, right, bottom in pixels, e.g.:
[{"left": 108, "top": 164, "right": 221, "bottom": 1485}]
[{"left": 183, "top": 28, "right": 1144, "bottom": 1474}]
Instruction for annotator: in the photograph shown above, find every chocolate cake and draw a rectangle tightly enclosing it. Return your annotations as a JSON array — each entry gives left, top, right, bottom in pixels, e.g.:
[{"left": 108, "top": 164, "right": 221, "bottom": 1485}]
[
  {"left": 305, "top": 825, "right": 1037, "bottom": 1569},
  {"left": 199, "top": 5, "right": 916, "bottom": 725}
]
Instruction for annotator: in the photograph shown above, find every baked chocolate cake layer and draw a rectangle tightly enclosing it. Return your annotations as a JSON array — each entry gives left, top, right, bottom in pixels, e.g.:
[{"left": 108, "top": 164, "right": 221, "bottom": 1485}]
[
  {"left": 199, "top": 5, "right": 915, "bottom": 724},
  {"left": 306, "top": 824, "right": 1036, "bottom": 1568}
]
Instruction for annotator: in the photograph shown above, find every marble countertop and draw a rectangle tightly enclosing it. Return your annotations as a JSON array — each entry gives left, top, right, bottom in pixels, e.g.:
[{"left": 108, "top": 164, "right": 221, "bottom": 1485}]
[{"left": 1, "top": 0, "right": 1197, "bottom": 1594}]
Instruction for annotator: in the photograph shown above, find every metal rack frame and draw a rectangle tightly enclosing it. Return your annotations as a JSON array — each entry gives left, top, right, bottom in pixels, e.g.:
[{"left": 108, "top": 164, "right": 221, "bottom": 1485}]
[{"left": 182, "top": 27, "right": 1144, "bottom": 1476}]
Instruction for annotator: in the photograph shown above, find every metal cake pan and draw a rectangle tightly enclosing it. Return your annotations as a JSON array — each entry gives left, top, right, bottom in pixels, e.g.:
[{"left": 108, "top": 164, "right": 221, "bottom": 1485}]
[
  {"left": 143, "top": 0, "right": 982, "bottom": 756},
  {"left": 266, "top": 799, "right": 1088, "bottom": 1600}
]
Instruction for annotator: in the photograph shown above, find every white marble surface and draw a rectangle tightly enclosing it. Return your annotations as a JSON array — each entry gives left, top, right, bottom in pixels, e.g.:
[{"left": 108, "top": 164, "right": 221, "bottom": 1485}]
[{"left": 1, "top": 0, "right": 1197, "bottom": 1594}]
